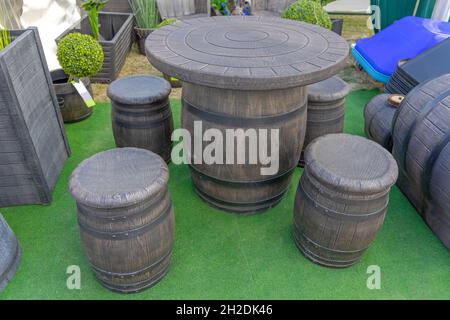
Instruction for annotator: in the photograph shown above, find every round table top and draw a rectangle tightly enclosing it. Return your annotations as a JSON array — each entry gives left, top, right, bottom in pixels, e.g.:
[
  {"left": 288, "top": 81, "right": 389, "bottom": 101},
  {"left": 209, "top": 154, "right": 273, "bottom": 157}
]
[{"left": 146, "top": 16, "right": 349, "bottom": 90}]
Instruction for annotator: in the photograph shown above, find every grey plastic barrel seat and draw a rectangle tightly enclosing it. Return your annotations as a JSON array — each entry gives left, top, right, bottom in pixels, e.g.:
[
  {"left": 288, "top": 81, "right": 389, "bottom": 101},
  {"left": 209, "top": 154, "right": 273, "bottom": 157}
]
[
  {"left": 69, "top": 148, "right": 175, "bottom": 293},
  {"left": 0, "top": 214, "right": 21, "bottom": 292},
  {"left": 364, "top": 94, "right": 403, "bottom": 151},
  {"left": 107, "top": 76, "right": 174, "bottom": 163},
  {"left": 391, "top": 74, "right": 450, "bottom": 250},
  {"left": 294, "top": 134, "right": 398, "bottom": 268},
  {"left": 300, "top": 76, "right": 350, "bottom": 166}
]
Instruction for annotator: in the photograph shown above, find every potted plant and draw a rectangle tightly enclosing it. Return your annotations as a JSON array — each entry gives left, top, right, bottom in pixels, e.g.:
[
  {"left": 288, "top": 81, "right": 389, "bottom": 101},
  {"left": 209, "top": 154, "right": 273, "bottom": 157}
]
[
  {"left": 130, "top": 0, "right": 160, "bottom": 55},
  {"left": 281, "top": 0, "right": 332, "bottom": 30},
  {"left": 53, "top": 33, "right": 104, "bottom": 123},
  {"left": 0, "top": 25, "right": 70, "bottom": 206},
  {"left": 57, "top": 1, "right": 134, "bottom": 83}
]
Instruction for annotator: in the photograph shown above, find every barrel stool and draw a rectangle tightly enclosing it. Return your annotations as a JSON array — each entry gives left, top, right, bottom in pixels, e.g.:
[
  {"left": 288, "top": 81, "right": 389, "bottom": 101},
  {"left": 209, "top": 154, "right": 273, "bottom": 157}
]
[
  {"left": 364, "top": 94, "right": 403, "bottom": 151},
  {"left": 69, "top": 148, "right": 175, "bottom": 293},
  {"left": 0, "top": 214, "right": 21, "bottom": 292},
  {"left": 293, "top": 134, "right": 398, "bottom": 268},
  {"left": 299, "top": 76, "right": 350, "bottom": 166},
  {"left": 108, "top": 76, "right": 174, "bottom": 162}
]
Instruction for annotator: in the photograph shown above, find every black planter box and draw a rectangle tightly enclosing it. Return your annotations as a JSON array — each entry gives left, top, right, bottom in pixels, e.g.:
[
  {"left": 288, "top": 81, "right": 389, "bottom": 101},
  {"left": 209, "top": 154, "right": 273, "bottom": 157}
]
[
  {"left": 331, "top": 18, "right": 344, "bottom": 36},
  {"left": 56, "top": 12, "right": 134, "bottom": 83},
  {"left": 0, "top": 28, "right": 70, "bottom": 207}
]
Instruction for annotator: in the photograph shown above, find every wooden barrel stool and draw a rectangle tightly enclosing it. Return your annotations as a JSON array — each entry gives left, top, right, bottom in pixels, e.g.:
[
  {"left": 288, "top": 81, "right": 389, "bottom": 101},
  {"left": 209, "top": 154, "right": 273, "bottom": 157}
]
[
  {"left": 0, "top": 214, "right": 21, "bottom": 292},
  {"left": 108, "top": 76, "right": 174, "bottom": 163},
  {"left": 299, "top": 76, "right": 350, "bottom": 166},
  {"left": 69, "top": 148, "right": 175, "bottom": 293},
  {"left": 364, "top": 94, "right": 403, "bottom": 151},
  {"left": 294, "top": 134, "right": 398, "bottom": 268}
]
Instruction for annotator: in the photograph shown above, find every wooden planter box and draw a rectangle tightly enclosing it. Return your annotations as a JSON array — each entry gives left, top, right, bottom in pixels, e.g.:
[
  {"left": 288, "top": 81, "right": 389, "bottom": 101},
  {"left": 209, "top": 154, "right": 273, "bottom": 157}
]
[
  {"left": 56, "top": 13, "right": 134, "bottom": 83},
  {"left": 0, "top": 28, "right": 70, "bottom": 207},
  {"left": 101, "top": 0, "right": 133, "bottom": 13}
]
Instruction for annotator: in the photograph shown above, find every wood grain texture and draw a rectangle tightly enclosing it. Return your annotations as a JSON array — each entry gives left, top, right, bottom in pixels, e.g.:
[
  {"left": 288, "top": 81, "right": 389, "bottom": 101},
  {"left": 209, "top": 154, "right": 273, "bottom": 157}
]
[
  {"left": 69, "top": 148, "right": 175, "bottom": 293},
  {"left": 146, "top": 16, "right": 349, "bottom": 90},
  {"left": 294, "top": 134, "right": 398, "bottom": 267},
  {"left": 182, "top": 83, "right": 307, "bottom": 213},
  {"left": 108, "top": 76, "right": 174, "bottom": 162},
  {"left": 0, "top": 28, "right": 70, "bottom": 207},
  {"left": 299, "top": 76, "right": 350, "bottom": 165},
  {"left": 0, "top": 214, "right": 21, "bottom": 293},
  {"left": 392, "top": 74, "right": 450, "bottom": 250},
  {"left": 364, "top": 94, "right": 397, "bottom": 151}
]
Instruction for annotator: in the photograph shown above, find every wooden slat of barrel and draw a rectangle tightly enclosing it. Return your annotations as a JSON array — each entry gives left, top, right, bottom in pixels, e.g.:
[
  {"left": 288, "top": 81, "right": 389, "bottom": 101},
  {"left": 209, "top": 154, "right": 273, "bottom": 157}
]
[
  {"left": 0, "top": 214, "right": 21, "bottom": 292},
  {"left": 108, "top": 76, "right": 174, "bottom": 163},
  {"left": 69, "top": 148, "right": 175, "bottom": 293},
  {"left": 364, "top": 94, "right": 397, "bottom": 150},
  {"left": 182, "top": 83, "right": 307, "bottom": 213},
  {"left": 294, "top": 134, "right": 398, "bottom": 267}
]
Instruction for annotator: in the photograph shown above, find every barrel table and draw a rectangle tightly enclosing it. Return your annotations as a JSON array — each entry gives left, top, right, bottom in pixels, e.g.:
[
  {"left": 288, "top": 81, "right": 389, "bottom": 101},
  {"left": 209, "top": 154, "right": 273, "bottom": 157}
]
[{"left": 146, "top": 16, "right": 348, "bottom": 213}]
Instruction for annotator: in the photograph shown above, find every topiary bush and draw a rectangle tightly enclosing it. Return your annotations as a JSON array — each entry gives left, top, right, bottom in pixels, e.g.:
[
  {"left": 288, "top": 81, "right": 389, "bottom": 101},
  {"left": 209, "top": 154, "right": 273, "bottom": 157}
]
[
  {"left": 282, "top": 0, "right": 332, "bottom": 30},
  {"left": 57, "top": 32, "right": 104, "bottom": 79}
]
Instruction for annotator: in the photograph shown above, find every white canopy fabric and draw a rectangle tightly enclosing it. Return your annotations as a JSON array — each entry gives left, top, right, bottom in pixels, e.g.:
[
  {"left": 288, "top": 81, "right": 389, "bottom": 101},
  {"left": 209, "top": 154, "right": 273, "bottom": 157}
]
[
  {"left": 21, "top": 0, "right": 81, "bottom": 71},
  {"left": 157, "top": 0, "right": 196, "bottom": 19},
  {"left": 324, "top": 0, "right": 371, "bottom": 15}
]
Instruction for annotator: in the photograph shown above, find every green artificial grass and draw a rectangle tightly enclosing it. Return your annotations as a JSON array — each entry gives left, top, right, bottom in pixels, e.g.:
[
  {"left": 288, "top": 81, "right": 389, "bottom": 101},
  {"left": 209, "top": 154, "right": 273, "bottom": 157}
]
[{"left": 1, "top": 89, "right": 449, "bottom": 300}]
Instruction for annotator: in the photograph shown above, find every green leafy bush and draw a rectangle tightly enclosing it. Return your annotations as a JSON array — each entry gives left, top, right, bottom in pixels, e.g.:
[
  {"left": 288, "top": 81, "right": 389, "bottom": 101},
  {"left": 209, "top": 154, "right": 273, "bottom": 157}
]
[
  {"left": 57, "top": 33, "right": 104, "bottom": 79},
  {"left": 157, "top": 18, "right": 177, "bottom": 28},
  {"left": 282, "top": 0, "right": 332, "bottom": 30}
]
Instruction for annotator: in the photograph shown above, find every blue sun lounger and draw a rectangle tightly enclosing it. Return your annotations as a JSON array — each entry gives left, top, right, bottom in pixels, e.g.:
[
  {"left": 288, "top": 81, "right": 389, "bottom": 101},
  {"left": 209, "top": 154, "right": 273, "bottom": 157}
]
[{"left": 352, "top": 16, "right": 450, "bottom": 83}]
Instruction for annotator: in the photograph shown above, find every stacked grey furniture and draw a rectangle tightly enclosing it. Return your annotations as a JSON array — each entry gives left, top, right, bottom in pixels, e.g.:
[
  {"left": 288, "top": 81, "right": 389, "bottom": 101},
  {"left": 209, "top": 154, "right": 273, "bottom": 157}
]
[
  {"left": 69, "top": 148, "right": 175, "bottom": 293},
  {"left": 364, "top": 93, "right": 403, "bottom": 151},
  {"left": 108, "top": 76, "right": 174, "bottom": 163},
  {"left": 0, "top": 214, "right": 21, "bottom": 292},
  {"left": 391, "top": 74, "right": 450, "bottom": 250},
  {"left": 385, "top": 37, "right": 450, "bottom": 95},
  {"left": 294, "top": 134, "right": 398, "bottom": 267},
  {"left": 0, "top": 28, "right": 70, "bottom": 207},
  {"left": 300, "top": 76, "right": 350, "bottom": 166}
]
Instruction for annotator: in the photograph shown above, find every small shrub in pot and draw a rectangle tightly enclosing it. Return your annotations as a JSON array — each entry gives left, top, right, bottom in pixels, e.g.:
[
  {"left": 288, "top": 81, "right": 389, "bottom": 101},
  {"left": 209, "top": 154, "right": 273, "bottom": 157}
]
[
  {"left": 282, "top": 0, "right": 332, "bottom": 30},
  {"left": 54, "top": 32, "right": 104, "bottom": 123}
]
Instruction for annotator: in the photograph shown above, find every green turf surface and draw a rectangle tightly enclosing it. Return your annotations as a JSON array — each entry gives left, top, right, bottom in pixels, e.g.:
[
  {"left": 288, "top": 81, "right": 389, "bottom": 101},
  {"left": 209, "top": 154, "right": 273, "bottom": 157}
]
[{"left": 1, "top": 89, "right": 449, "bottom": 300}]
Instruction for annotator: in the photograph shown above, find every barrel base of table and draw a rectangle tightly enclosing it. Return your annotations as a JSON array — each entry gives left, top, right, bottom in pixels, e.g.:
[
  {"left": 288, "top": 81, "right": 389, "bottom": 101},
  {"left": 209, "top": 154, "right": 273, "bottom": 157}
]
[
  {"left": 293, "top": 230, "right": 363, "bottom": 268},
  {"left": 194, "top": 184, "right": 288, "bottom": 214},
  {"left": 92, "top": 253, "right": 172, "bottom": 294},
  {"left": 0, "top": 241, "right": 22, "bottom": 292}
]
